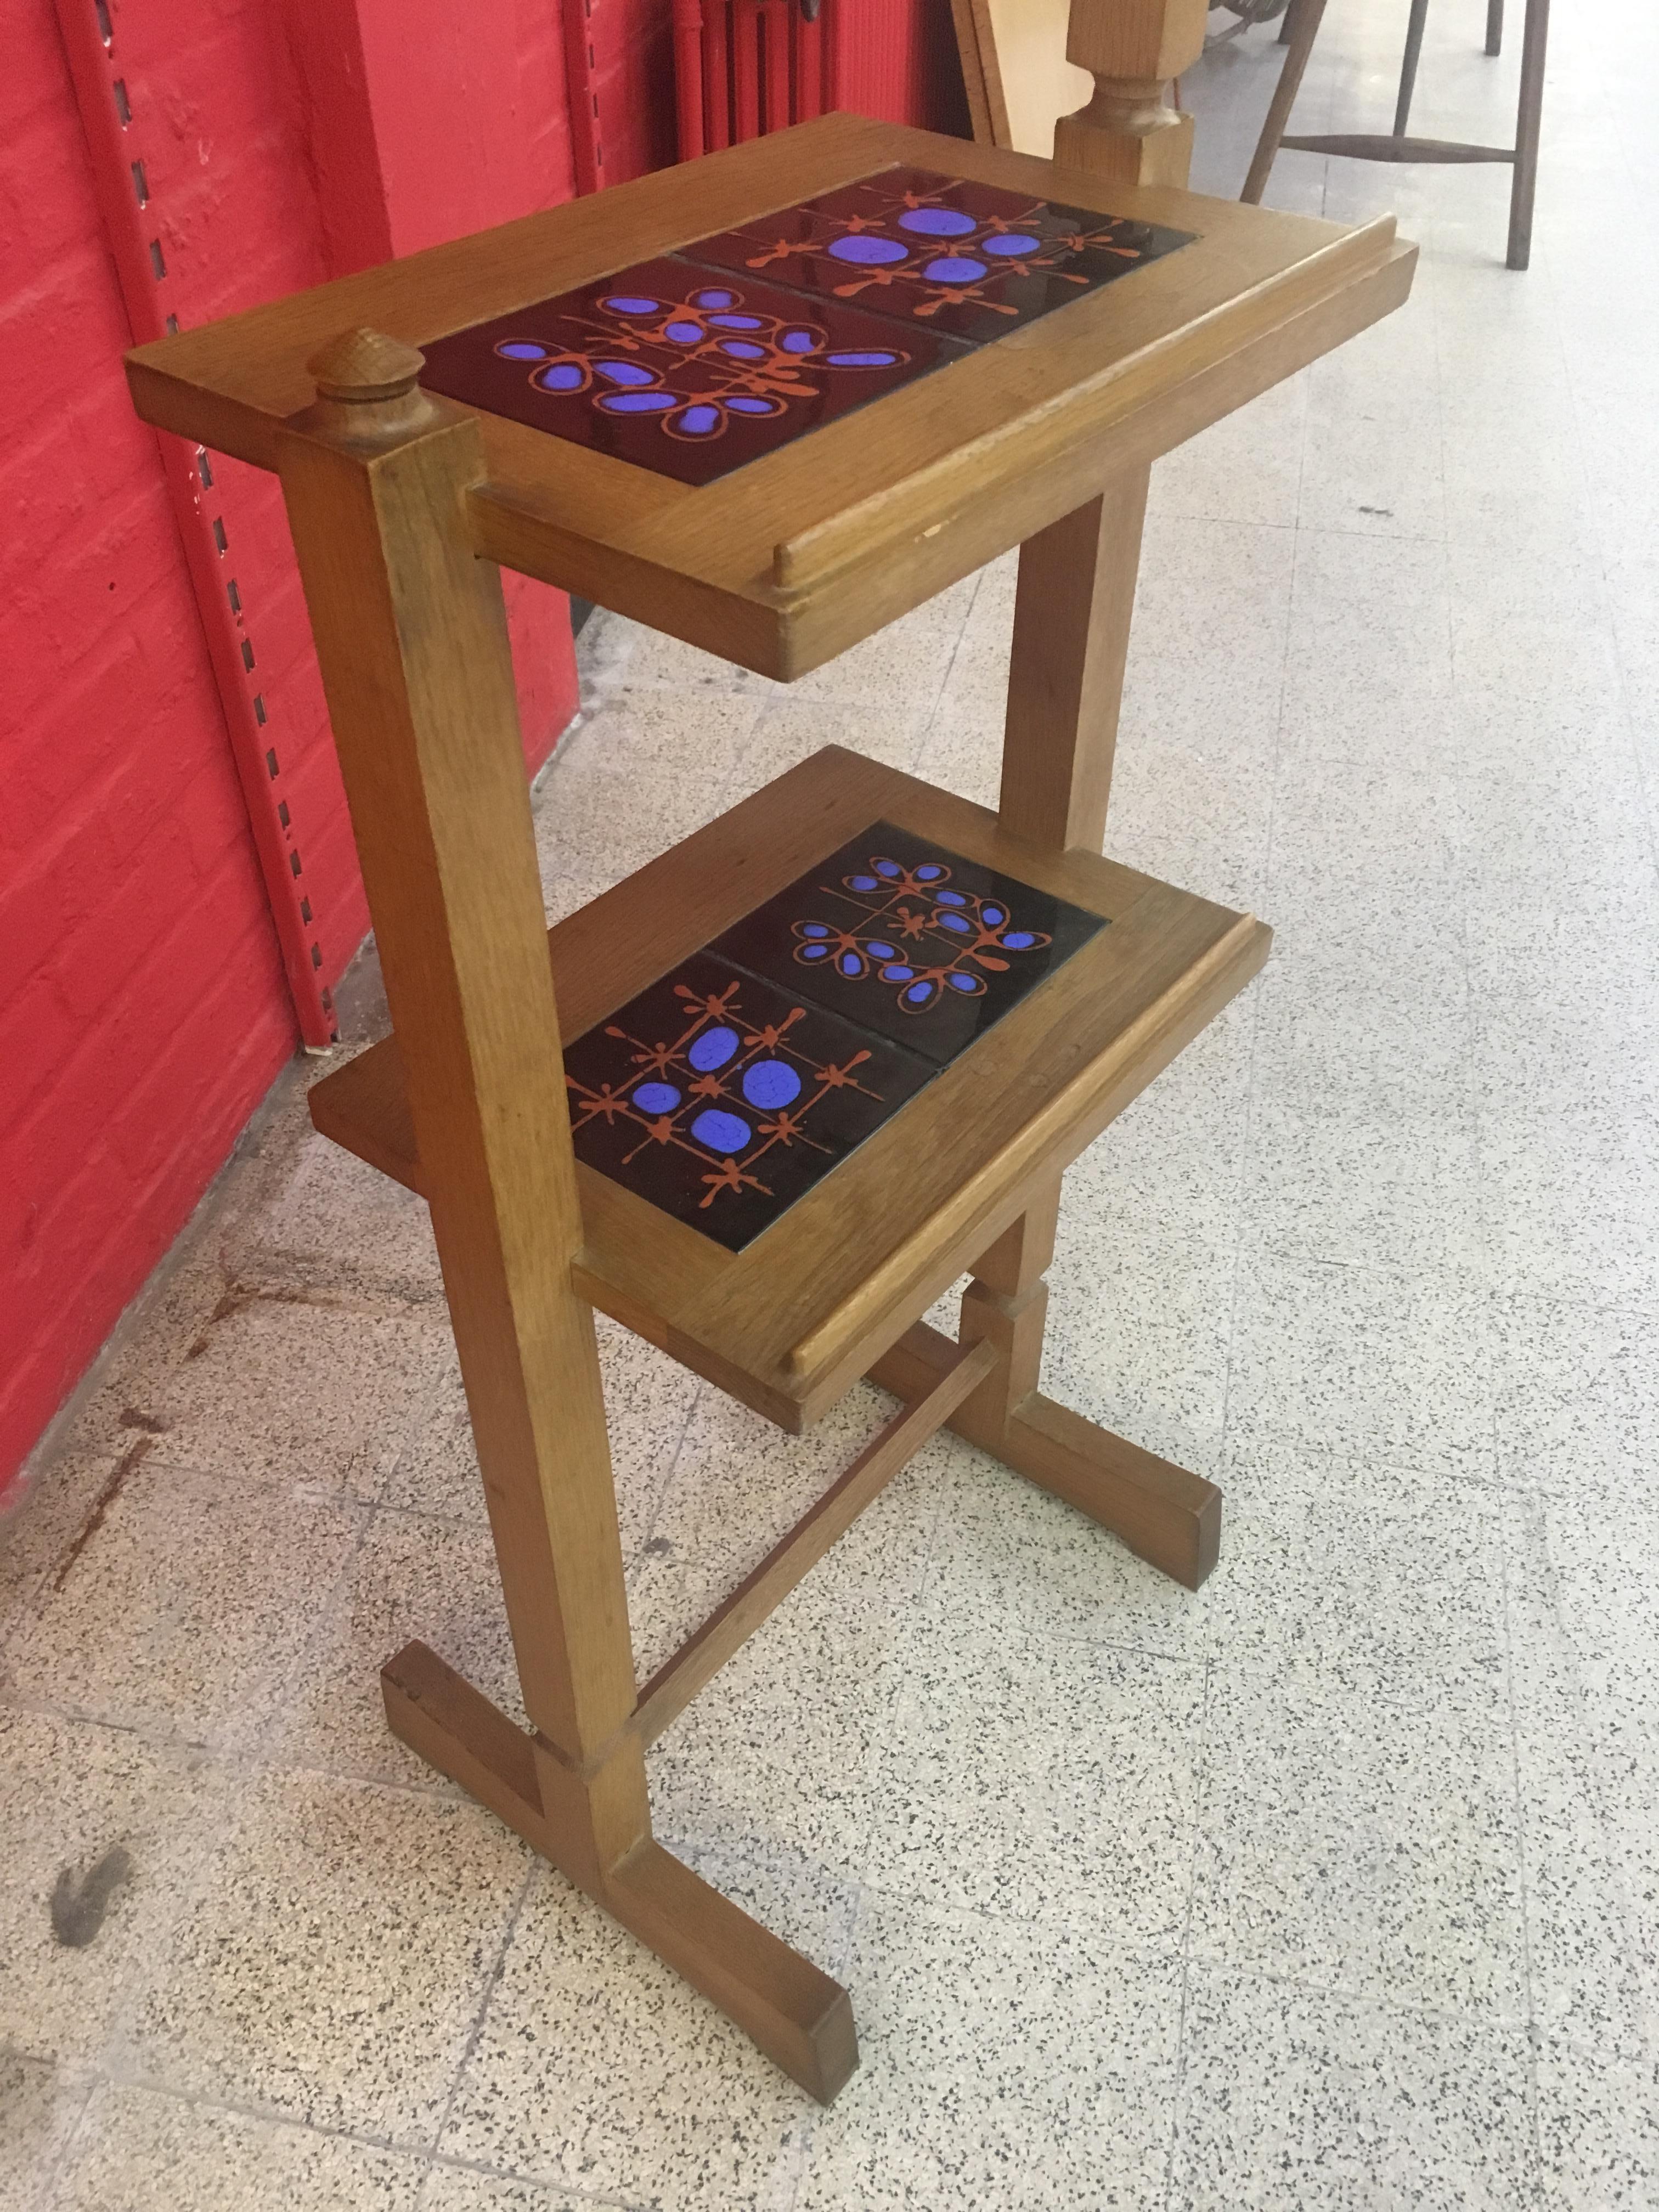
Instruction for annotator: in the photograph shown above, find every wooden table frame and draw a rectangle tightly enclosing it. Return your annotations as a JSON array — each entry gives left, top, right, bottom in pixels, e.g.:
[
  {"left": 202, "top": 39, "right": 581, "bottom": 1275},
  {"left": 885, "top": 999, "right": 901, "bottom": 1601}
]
[{"left": 127, "top": 113, "right": 1413, "bottom": 2102}]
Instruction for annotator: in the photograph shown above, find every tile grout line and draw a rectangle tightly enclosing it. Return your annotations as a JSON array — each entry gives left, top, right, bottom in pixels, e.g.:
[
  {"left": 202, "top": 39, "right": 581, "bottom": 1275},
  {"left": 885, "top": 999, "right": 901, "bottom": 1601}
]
[
  {"left": 417, "top": 1853, "right": 544, "bottom": 2192},
  {"left": 1210, "top": 389, "right": 1305, "bottom": 1496},
  {"left": 1499, "top": 1466, "right": 1549, "bottom": 2200},
  {"left": 1159, "top": 1644, "right": 1216, "bottom": 2212}
]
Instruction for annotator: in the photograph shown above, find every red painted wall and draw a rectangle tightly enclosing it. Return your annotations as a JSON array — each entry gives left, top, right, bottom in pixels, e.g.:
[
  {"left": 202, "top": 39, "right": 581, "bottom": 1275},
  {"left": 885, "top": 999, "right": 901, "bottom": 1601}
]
[
  {"left": 2, "top": 0, "right": 962, "bottom": 1502},
  {"left": 1, "top": 0, "right": 585, "bottom": 1498}
]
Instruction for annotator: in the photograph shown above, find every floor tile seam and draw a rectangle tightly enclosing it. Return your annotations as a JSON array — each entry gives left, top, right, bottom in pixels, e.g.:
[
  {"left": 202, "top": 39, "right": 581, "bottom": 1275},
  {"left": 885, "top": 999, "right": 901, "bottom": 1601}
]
[
  {"left": 1207, "top": 447, "right": 1300, "bottom": 1467},
  {"left": 1228, "top": 1428, "right": 1505, "bottom": 1495},
  {"left": 420, "top": 2135, "right": 640, "bottom": 2210},
  {"left": 627, "top": 1378, "right": 725, "bottom": 1565},
  {"left": 425, "top": 1855, "right": 541, "bottom": 2175},
  {"left": 84, "top": 2055, "right": 456, "bottom": 2175},
  {"left": 1237, "top": 1221, "right": 1506, "bottom": 1290},
  {"left": 46, "top": 1443, "right": 388, "bottom": 1523},
  {"left": 1161, "top": 1646, "right": 1221, "bottom": 2212},
  {"left": 224, "top": 1743, "right": 549, "bottom": 1821},
  {"left": 15, "top": 2062, "right": 98, "bottom": 2212},
  {"left": 1194, "top": 1651, "right": 1517, "bottom": 1728},
  {"left": 899, "top": 582, "right": 984, "bottom": 772},
  {"left": 1498, "top": 1451, "right": 1549, "bottom": 2181},
  {"left": 884, "top": 1578, "right": 1214, "bottom": 1691},
  {"left": 844, "top": 1871, "right": 1189, "bottom": 1976},
  {"left": 66, "top": 1724, "right": 260, "bottom": 2095},
  {"left": 906, "top": 571, "right": 995, "bottom": 777},
  {"left": 0, "top": 1679, "right": 252, "bottom": 1763},
  {"left": 236, "top": 1498, "right": 391, "bottom": 1770},
  {"left": 1176, "top": 1948, "right": 1538, "bottom": 2040}
]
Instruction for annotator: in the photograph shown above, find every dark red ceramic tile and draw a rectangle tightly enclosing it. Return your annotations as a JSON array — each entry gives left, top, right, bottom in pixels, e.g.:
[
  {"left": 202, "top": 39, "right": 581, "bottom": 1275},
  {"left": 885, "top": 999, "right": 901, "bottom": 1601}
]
[
  {"left": 679, "top": 165, "right": 1195, "bottom": 346},
  {"left": 709, "top": 820, "right": 1109, "bottom": 1067},
  {"left": 563, "top": 950, "right": 935, "bottom": 1251},
  {"left": 419, "top": 257, "right": 969, "bottom": 488}
]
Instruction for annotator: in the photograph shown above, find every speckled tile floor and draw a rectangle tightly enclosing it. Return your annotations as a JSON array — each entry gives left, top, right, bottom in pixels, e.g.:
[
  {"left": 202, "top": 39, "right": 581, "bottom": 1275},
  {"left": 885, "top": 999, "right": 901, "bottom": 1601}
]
[{"left": 7, "top": 3, "right": 1659, "bottom": 2205}]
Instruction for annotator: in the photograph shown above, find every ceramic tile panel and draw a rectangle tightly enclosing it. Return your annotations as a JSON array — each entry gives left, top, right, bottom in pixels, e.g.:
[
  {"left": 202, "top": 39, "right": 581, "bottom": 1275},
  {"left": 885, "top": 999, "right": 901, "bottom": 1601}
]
[
  {"left": 419, "top": 257, "right": 968, "bottom": 488},
  {"left": 417, "top": 168, "right": 1193, "bottom": 484},
  {"left": 562, "top": 948, "right": 935, "bottom": 1251},
  {"left": 683, "top": 164, "right": 1194, "bottom": 345},
  {"left": 564, "top": 826, "right": 1105, "bottom": 1248},
  {"left": 710, "top": 819, "right": 1108, "bottom": 1064}
]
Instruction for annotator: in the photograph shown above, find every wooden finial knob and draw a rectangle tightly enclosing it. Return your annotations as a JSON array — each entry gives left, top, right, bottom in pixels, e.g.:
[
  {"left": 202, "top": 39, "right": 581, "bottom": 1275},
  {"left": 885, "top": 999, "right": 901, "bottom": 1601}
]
[{"left": 306, "top": 326, "right": 427, "bottom": 404}]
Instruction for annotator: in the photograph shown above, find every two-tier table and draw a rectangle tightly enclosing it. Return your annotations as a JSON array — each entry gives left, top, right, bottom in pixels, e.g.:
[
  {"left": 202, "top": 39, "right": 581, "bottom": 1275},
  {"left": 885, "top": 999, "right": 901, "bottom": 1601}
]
[{"left": 127, "top": 111, "right": 1414, "bottom": 2101}]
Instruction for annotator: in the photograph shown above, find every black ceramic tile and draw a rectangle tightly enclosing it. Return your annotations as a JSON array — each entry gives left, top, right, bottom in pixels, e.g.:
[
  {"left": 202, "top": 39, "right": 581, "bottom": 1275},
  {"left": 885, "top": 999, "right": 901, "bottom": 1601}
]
[
  {"left": 680, "top": 165, "right": 1195, "bottom": 346},
  {"left": 563, "top": 950, "right": 935, "bottom": 1251},
  {"left": 709, "top": 820, "right": 1109, "bottom": 1068},
  {"left": 418, "top": 257, "right": 969, "bottom": 488}
]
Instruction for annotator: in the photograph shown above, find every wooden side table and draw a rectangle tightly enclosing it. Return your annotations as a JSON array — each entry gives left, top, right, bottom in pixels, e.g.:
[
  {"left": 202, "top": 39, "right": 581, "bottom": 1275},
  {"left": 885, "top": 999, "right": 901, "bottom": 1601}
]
[{"left": 127, "top": 109, "right": 1413, "bottom": 2102}]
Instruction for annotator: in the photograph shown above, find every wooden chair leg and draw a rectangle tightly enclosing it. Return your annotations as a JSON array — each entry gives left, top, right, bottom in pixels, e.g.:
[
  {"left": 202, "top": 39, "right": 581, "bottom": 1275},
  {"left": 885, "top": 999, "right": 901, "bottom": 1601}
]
[
  {"left": 1486, "top": 0, "right": 1504, "bottom": 55},
  {"left": 1506, "top": 0, "right": 1549, "bottom": 270},
  {"left": 275, "top": 334, "right": 857, "bottom": 2106},
  {"left": 1242, "top": 0, "right": 1329, "bottom": 203},
  {"left": 1392, "top": 0, "right": 1431, "bottom": 138}
]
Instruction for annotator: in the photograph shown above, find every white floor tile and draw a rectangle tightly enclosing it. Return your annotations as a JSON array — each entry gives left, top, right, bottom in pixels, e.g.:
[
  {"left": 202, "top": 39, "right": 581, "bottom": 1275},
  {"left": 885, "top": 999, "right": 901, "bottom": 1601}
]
[{"left": 9, "top": 0, "right": 1659, "bottom": 2197}]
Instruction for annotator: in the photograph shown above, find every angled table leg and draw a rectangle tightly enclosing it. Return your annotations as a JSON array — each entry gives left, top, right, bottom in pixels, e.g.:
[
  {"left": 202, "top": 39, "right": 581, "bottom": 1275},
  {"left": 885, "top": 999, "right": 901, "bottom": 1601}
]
[
  {"left": 895, "top": 464, "right": 1227, "bottom": 1592},
  {"left": 275, "top": 332, "right": 856, "bottom": 2105}
]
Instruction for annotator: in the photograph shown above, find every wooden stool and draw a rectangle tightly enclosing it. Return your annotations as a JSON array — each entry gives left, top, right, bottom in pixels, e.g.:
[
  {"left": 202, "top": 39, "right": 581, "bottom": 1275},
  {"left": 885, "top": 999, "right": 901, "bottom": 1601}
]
[
  {"left": 127, "top": 104, "right": 1412, "bottom": 2099},
  {"left": 1243, "top": 0, "right": 1550, "bottom": 269}
]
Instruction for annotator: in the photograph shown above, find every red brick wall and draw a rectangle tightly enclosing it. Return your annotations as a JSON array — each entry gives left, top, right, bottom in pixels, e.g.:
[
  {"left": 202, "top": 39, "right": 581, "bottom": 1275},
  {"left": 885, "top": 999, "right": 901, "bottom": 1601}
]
[
  {"left": 1, "top": 0, "right": 584, "bottom": 1496},
  {"left": 2, "top": 0, "right": 962, "bottom": 1500}
]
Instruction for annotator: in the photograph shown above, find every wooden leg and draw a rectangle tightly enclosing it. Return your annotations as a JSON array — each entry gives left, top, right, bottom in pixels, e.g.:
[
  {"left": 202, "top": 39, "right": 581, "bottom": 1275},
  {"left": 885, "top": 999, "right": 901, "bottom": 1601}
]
[
  {"left": 1392, "top": 0, "right": 1430, "bottom": 138},
  {"left": 998, "top": 470, "right": 1149, "bottom": 854},
  {"left": 276, "top": 332, "right": 857, "bottom": 2104},
  {"left": 938, "top": 478, "right": 1229, "bottom": 1592},
  {"left": 382, "top": 1643, "right": 856, "bottom": 2101},
  {"left": 868, "top": 1320, "right": 1222, "bottom": 1589},
  {"left": 1241, "top": 0, "right": 1329, "bottom": 203},
  {"left": 956, "top": 1180, "right": 1060, "bottom": 1440},
  {"left": 1506, "top": 0, "right": 1549, "bottom": 270},
  {"left": 1485, "top": 0, "right": 1504, "bottom": 55}
]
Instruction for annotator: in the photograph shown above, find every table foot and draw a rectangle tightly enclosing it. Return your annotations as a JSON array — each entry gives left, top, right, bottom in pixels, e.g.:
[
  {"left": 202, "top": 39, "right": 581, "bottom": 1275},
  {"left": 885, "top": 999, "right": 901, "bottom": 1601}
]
[
  {"left": 868, "top": 1320, "right": 1221, "bottom": 1590},
  {"left": 381, "top": 1640, "right": 859, "bottom": 2102}
]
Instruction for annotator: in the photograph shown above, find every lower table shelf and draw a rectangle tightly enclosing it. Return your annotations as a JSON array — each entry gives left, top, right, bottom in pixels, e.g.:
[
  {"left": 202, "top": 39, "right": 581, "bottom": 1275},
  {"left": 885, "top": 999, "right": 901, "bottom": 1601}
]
[{"left": 309, "top": 745, "right": 1269, "bottom": 1429}]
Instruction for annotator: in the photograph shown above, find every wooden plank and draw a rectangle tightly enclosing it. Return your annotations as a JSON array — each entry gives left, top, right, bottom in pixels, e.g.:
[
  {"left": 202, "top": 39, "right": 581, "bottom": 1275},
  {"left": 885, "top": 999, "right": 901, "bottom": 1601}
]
[
  {"left": 469, "top": 236, "right": 1413, "bottom": 678},
  {"left": 605, "top": 1843, "right": 857, "bottom": 2103},
  {"left": 309, "top": 746, "right": 1269, "bottom": 1427},
  {"left": 998, "top": 468, "right": 1150, "bottom": 853},
  {"left": 382, "top": 1638, "right": 544, "bottom": 1844},
  {"left": 632, "top": 1338, "right": 995, "bottom": 1747},
  {"left": 1280, "top": 133, "right": 1515, "bottom": 162},
  {"left": 869, "top": 1322, "right": 1221, "bottom": 1587},
  {"left": 275, "top": 338, "right": 648, "bottom": 1867},
  {"left": 973, "top": 0, "right": 1095, "bottom": 157},
  {"left": 383, "top": 1638, "right": 859, "bottom": 2102},
  {"left": 127, "top": 114, "right": 1413, "bottom": 679},
  {"left": 124, "top": 112, "right": 898, "bottom": 466},
  {"left": 310, "top": 747, "right": 1267, "bottom": 1424}
]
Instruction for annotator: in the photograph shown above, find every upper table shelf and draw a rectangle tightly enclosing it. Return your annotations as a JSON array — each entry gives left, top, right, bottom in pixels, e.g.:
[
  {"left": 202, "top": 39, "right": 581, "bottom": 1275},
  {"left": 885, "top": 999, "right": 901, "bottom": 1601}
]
[{"left": 127, "top": 112, "right": 1414, "bottom": 680}]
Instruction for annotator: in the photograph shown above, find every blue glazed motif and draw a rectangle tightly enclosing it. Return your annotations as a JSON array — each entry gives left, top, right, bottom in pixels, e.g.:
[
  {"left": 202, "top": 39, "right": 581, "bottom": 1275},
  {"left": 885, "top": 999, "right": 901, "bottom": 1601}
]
[
  {"left": 566, "top": 968, "right": 891, "bottom": 1224},
  {"left": 788, "top": 851, "right": 1054, "bottom": 1016},
  {"left": 484, "top": 281, "right": 912, "bottom": 452}
]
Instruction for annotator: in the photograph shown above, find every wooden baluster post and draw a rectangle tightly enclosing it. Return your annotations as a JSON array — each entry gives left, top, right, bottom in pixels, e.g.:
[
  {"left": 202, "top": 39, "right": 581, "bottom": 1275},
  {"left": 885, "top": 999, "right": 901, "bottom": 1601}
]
[{"left": 1054, "top": 0, "right": 1209, "bottom": 187}]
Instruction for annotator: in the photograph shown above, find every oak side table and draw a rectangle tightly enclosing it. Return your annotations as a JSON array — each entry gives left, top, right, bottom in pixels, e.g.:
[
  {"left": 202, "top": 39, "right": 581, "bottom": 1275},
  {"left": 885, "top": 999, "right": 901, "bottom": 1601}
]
[{"left": 127, "top": 110, "right": 1414, "bottom": 2102}]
